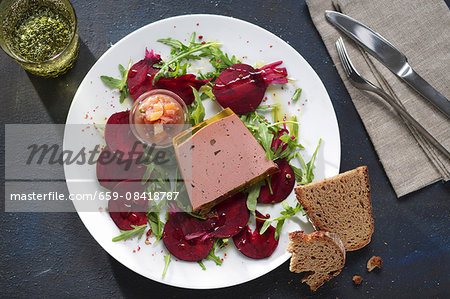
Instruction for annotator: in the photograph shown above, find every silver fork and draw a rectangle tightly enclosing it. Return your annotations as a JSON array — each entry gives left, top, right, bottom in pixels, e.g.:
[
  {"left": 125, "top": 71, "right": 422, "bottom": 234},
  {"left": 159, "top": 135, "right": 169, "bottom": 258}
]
[{"left": 336, "top": 37, "right": 450, "bottom": 160}]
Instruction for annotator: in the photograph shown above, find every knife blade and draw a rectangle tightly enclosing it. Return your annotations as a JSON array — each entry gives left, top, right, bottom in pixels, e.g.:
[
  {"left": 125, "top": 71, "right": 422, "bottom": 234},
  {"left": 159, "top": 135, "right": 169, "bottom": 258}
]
[{"left": 325, "top": 10, "right": 450, "bottom": 118}]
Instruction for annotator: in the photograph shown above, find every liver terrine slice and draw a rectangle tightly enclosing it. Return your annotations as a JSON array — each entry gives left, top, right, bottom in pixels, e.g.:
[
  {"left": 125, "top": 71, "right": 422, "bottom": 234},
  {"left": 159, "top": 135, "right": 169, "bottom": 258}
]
[{"left": 174, "top": 109, "right": 278, "bottom": 212}]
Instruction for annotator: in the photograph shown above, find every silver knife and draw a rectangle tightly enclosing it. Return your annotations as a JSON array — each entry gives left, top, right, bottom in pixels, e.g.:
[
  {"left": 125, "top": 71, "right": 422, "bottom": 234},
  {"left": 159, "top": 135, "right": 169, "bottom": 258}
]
[{"left": 325, "top": 10, "right": 450, "bottom": 118}]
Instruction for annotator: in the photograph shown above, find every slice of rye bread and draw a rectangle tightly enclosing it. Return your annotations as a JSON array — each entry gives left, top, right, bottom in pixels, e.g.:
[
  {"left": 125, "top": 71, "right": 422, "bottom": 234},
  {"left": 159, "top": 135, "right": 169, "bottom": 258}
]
[
  {"left": 295, "top": 166, "right": 374, "bottom": 251},
  {"left": 287, "top": 230, "right": 345, "bottom": 291}
]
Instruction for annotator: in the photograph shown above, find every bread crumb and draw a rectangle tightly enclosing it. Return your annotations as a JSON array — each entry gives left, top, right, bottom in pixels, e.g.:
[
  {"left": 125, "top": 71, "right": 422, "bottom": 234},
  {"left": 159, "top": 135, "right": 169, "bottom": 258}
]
[
  {"left": 353, "top": 275, "right": 363, "bottom": 285},
  {"left": 367, "top": 256, "right": 383, "bottom": 271}
]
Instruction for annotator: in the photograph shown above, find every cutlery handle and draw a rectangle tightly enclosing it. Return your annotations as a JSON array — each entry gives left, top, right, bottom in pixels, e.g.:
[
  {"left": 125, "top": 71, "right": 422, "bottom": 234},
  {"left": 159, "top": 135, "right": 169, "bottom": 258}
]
[
  {"left": 401, "top": 67, "right": 450, "bottom": 118},
  {"left": 372, "top": 88, "right": 450, "bottom": 160}
]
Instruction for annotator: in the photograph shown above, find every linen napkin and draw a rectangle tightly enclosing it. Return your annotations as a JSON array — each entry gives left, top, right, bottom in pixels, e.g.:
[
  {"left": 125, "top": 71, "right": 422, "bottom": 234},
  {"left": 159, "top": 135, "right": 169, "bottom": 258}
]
[{"left": 306, "top": 0, "right": 450, "bottom": 197}]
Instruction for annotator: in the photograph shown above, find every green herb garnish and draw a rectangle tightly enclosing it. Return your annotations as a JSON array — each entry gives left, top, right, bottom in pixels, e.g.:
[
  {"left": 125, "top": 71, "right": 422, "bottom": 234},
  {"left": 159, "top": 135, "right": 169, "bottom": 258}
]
[
  {"left": 291, "top": 88, "right": 302, "bottom": 103},
  {"left": 147, "top": 211, "right": 164, "bottom": 244},
  {"left": 246, "top": 181, "right": 262, "bottom": 212},
  {"left": 112, "top": 224, "right": 147, "bottom": 242},
  {"left": 188, "top": 86, "right": 206, "bottom": 126},
  {"left": 258, "top": 201, "right": 306, "bottom": 239},
  {"left": 197, "top": 260, "right": 206, "bottom": 270},
  {"left": 100, "top": 59, "right": 132, "bottom": 103},
  {"left": 162, "top": 252, "right": 171, "bottom": 277},
  {"left": 154, "top": 33, "right": 222, "bottom": 83}
]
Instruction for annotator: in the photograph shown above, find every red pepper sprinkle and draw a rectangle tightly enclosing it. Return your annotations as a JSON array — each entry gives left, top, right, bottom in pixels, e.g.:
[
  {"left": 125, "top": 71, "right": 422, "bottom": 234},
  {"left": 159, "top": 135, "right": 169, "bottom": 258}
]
[
  {"left": 196, "top": 23, "right": 199, "bottom": 26},
  {"left": 133, "top": 250, "right": 136, "bottom": 253},
  {"left": 201, "top": 41, "right": 206, "bottom": 44},
  {"left": 137, "top": 246, "right": 141, "bottom": 252},
  {"left": 198, "top": 35, "right": 203, "bottom": 39},
  {"left": 98, "top": 207, "right": 103, "bottom": 211},
  {"left": 288, "top": 101, "right": 291, "bottom": 105}
]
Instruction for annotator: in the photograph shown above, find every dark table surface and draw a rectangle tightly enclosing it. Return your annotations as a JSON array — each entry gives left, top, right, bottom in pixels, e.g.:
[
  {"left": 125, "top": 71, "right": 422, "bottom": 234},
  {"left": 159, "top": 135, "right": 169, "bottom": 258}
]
[{"left": 1, "top": 0, "right": 449, "bottom": 298}]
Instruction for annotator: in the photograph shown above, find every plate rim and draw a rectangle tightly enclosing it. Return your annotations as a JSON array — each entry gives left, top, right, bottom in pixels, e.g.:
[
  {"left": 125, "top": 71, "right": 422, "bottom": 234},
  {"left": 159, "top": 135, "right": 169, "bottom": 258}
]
[{"left": 64, "top": 13, "right": 341, "bottom": 289}]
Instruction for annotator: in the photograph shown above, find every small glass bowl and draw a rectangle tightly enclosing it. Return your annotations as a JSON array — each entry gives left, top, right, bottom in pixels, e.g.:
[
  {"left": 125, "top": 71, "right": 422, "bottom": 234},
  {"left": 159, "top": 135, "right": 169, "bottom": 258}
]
[{"left": 129, "top": 89, "right": 190, "bottom": 148}]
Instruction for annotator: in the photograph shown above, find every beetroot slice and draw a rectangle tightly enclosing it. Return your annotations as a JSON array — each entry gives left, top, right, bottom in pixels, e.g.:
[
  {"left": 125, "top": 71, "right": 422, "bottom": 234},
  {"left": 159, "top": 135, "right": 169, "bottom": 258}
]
[
  {"left": 96, "top": 146, "right": 147, "bottom": 190},
  {"left": 104, "top": 110, "right": 143, "bottom": 158},
  {"left": 258, "top": 159, "right": 295, "bottom": 204},
  {"left": 163, "top": 212, "right": 214, "bottom": 261},
  {"left": 154, "top": 75, "right": 208, "bottom": 105},
  {"left": 212, "top": 62, "right": 288, "bottom": 115},
  {"left": 127, "top": 49, "right": 162, "bottom": 100},
  {"left": 202, "top": 192, "right": 250, "bottom": 238},
  {"left": 126, "top": 49, "right": 208, "bottom": 105},
  {"left": 213, "top": 64, "right": 266, "bottom": 115},
  {"left": 109, "top": 180, "right": 148, "bottom": 230},
  {"left": 232, "top": 211, "right": 279, "bottom": 259}
]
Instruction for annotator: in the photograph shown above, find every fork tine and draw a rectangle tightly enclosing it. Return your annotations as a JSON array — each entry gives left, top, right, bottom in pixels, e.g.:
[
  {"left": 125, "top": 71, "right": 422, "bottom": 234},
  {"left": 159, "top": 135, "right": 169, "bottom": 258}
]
[{"left": 336, "top": 38, "right": 351, "bottom": 77}]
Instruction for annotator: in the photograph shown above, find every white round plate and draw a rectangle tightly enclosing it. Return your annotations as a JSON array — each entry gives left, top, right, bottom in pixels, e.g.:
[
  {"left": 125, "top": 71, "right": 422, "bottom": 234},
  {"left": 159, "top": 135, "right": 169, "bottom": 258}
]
[{"left": 64, "top": 14, "right": 340, "bottom": 289}]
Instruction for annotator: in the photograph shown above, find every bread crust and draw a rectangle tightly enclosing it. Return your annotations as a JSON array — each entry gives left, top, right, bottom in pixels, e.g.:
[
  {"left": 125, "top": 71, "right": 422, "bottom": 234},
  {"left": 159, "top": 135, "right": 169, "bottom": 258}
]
[
  {"left": 295, "top": 166, "right": 374, "bottom": 251},
  {"left": 287, "top": 230, "right": 346, "bottom": 291}
]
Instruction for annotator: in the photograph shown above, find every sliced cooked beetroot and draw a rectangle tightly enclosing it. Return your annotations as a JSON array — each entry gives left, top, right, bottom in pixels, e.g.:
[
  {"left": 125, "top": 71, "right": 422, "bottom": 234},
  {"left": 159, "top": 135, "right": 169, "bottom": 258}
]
[
  {"left": 233, "top": 210, "right": 279, "bottom": 259},
  {"left": 163, "top": 212, "right": 214, "bottom": 261},
  {"left": 212, "top": 62, "right": 288, "bottom": 115},
  {"left": 126, "top": 49, "right": 208, "bottom": 105},
  {"left": 127, "top": 49, "right": 162, "bottom": 100},
  {"left": 258, "top": 159, "right": 295, "bottom": 204},
  {"left": 213, "top": 64, "right": 265, "bottom": 114},
  {"left": 96, "top": 146, "right": 147, "bottom": 190},
  {"left": 202, "top": 192, "right": 250, "bottom": 238},
  {"left": 104, "top": 110, "right": 143, "bottom": 158},
  {"left": 154, "top": 75, "right": 208, "bottom": 105},
  {"left": 109, "top": 180, "right": 148, "bottom": 230}
]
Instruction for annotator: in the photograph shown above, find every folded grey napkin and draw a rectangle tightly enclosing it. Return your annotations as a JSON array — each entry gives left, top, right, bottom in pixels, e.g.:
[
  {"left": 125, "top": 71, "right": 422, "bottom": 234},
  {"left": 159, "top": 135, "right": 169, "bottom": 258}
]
[{"left": 306, "top": 0, "right": 450, "bottom": 197}]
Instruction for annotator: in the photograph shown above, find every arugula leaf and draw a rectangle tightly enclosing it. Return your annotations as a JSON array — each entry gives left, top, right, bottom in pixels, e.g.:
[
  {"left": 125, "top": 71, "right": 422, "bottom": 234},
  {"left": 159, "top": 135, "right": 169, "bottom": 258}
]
[
  {"left": 291, "top": 88, "right": 302, "bottom": 103},
  {"left": 257, "top": 103, "right": 280, "bottom": 111},
  {"left": 162, "top": 252, "right": 171, "bottom": 277},
  {"left": 142, "top": 163, "right": 155, "bottom": 184},
  {"left": 258, "top": 122, "right": 274, "bottom": 160},
  {"left": 153, "top": 41, "right": 222, "bottom": 83},
  {"left": 292, "top": 138, "right": 322, "bottom": 184},
  {"left": 157, "top": 37, "right": 184, "bottom": 49},
  {"left": 246, "top": 182, "right": 262, "bottom": 212},
  {"left": 259, "top": 220, "right": 271, "bottom": 236},
  {"left": 291, "top": 164, "right": 304, "bottom": 182},
  {"left": 206, "top": 246, "right": 223, "bottom": 266},
  {"left": 199, "top": 85, "right": 216, "bottom": 101},
  {"left": 206, "top": 239, "right": 224, "bottom": 266},
  {"left": 147, "top": 211, "right": 164, "bottom": 244},
  {"left": 112, "top": 224, "right": 147, "bottom": 242},
  {"left": 197, "top": 260, "right": 206, "bottom": 270},
  {"left": 259, "top": 201, "right": 305, "bottom": 238},
  {"left": 101, "top": 59, "right": 132, "bottom": 104},
  {"left": 100, "top": 76, "right": 121, "bottom": 89},
  {"left": 304, "top": 138, "right": 322, "bottom": 183},
  {"left": 274, "top": 219, "right": 285, "bottom": 240},
  {"left": 188, "top": 86, "right": 205, "bottom": 126}
]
